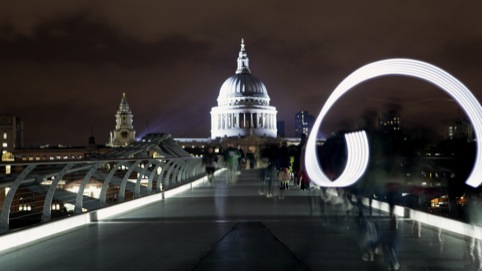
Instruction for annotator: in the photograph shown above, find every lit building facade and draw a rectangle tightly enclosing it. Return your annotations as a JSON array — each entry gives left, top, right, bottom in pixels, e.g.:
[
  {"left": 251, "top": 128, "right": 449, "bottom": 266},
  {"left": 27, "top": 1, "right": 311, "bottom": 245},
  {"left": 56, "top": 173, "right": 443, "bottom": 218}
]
[
  {"left": 295, "top": 111, "right": 315, "bottom": 137},
  {"left": 0, "top": 115, "right": 23, "bottom": 160},
  {"left": 108, "top": 93, "right": 136, "bottom": 147},
  {"left": 379, "top": 110, "right": 401, "bottom": 134},
  {"left": 448, "top": 112, "right": 474, "bottom": 141},
  {"left": 210, "top": 39, "right": 277, "bottom": 139}
]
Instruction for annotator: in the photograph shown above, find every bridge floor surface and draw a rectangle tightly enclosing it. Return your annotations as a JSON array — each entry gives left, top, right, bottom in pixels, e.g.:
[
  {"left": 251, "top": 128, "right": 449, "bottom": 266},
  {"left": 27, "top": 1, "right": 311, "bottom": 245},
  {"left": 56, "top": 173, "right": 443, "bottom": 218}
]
[{"left": 0, "top": 169, "right": 475, "bottom": 271}]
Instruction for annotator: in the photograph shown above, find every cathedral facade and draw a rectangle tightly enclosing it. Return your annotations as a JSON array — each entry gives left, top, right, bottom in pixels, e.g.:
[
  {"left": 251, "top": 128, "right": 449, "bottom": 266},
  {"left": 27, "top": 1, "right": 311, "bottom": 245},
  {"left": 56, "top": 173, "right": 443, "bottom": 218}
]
[{"left": 210, "top": 39, "right": 277, "bottom": 139}]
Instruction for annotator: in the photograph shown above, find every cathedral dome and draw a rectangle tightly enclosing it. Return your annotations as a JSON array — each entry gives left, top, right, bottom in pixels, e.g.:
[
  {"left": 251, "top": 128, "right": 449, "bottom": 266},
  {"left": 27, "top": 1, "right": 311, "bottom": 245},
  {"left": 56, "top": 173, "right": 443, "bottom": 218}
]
[
  {"left": 217, "top": 39, "right": 270, "bottom": 107},
  {"left": 218, "top": 73, "right": 269, "bottom": 99},
  {"left": 211, "top": 39, "right": 277, "bottom": 139}
]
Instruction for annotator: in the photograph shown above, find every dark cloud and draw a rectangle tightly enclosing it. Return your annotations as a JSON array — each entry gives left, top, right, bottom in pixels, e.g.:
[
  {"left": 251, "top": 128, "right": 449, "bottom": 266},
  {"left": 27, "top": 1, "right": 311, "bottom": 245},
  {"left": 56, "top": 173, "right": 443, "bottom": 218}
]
[{"left": 0, "top": 15, "right": 211, "bottom": 68}]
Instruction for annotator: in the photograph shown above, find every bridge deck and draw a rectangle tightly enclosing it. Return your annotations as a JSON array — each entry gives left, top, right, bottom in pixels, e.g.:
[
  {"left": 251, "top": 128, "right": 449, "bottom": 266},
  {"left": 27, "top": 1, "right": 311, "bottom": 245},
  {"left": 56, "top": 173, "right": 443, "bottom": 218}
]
[{"left": 0, "top": 169, "right": 474, "bottom": 271}]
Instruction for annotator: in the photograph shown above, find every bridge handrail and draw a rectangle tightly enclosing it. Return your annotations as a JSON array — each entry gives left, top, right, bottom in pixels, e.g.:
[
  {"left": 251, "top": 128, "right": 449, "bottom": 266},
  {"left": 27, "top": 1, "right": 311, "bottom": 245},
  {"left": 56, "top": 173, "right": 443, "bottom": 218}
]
[
  {"left": 0, "top": 156, "right": 205, "bottom": 234},
  {"left": 0, "top": 169, "right": 225, "bottom": 253},
  {"left": 363, "top": 197, "right": 482, "bottom": 240}
]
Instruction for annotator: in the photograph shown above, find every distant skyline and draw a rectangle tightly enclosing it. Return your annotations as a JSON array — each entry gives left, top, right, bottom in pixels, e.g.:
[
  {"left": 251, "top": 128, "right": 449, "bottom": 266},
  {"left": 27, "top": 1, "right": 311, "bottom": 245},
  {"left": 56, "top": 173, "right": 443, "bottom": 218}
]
[{"left": 1, "top": 1, "right": 482, "bottom": 146}]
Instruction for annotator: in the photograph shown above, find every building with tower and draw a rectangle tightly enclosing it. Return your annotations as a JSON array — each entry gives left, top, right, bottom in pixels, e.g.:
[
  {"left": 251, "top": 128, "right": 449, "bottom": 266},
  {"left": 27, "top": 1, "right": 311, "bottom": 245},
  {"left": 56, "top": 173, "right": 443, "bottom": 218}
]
[
  {"left": 210, "top": 39, "right": 277, "bottom": 139},
  {"left": 0, "top": 115, "right": 23, "bottom": 161},
  {"left": 108, "top": 93, "right": 136, "bottom": 147}
]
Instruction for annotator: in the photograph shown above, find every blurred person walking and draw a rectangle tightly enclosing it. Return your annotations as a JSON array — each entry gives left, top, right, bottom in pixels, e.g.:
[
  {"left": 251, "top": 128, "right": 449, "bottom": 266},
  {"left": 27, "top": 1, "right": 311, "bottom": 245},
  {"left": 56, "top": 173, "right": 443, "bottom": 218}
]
[
  {"left": 224, "top": 144, "right": 240, "bottom": 186},
  {"left": 202, "top": 146, "right": 218, "bottom": 187},
  {"left": 277, "top": 167, "right": 290, "bottom": 199},
  {"left": 360, "top": 216, "right": 379, "bottom": 263},
  {"left": 466, "top": 193, "right": 482, "bottom": 271},
  {"left": 276, "top": 141, "right": 291, "bottom": 199},
  {"left": 237, "top": 145, "right": 244, "bottom": 173},
  {"left": 297, "top": 134, "right": 311, "bottom": 191},
  {"left": 308, "top": 180, "right": 324, "bottom": 217},
  {"left": 246, "top": 148, "right": 256, "bottom": 169},
  {"left": 292, "top": 134, "right": 307, "bottom": 187},
  {"left": 382, "top": 216, "right": 401, "bottom": 270},
  {"left": 260, "top": 144, "right": 278, "bottom": 198}
]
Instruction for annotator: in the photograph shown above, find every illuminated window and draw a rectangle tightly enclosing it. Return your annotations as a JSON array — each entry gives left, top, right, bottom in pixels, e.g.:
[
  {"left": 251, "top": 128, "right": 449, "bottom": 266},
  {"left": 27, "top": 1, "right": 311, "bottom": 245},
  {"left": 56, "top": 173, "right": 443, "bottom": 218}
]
[
  {"left": 3, "top": 132, "right": 6, "bottom": 140},
  {"left": 2, "top": 143, "right": 7, "bottom": 148}
]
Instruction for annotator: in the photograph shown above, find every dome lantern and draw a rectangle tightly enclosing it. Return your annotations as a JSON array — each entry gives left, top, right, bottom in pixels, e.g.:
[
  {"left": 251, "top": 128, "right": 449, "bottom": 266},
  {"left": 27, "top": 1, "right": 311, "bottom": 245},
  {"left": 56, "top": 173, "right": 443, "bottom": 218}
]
[{"left": 236, "top": 38, "right": 251, "bottom": 74}]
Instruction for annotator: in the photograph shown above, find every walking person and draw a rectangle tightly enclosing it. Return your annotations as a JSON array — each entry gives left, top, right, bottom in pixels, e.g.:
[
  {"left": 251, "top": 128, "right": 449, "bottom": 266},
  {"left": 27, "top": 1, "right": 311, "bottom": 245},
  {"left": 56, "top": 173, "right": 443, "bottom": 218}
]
[
  {"left": 292, "top": 134, "right": 307, "bottom": 187},
  {"left": 263, "top": 144, "right": 278, "bottom": 198},
  {"left": 360, "top": 216, "right": 379, "bottom": 262},
  {"left": 382, "top": 216, "right": 401, "bottom": 270},
  {"left": 237, "top": 145, "right": 244, "bottom": 173},
  {"left": 297, "top": 134, "right": 310, "bottom": 190},
  {"left": 308, "top": 179, "right": 322, "bottom": 216},
  {"left": 277, "top": 167, "right": 290, "bottom": 199},
  {"left": 245, "top": 147, "right": 256, "bottom": 169},
  {"left": 264, "top": 162, "right": 275, "bottom": 198},
  {"left": 466, "top": 193, "right": 482, "bottom": 271},
  {"left": 202, "top": 146, "right": 218, "bottom": 187},
  {"left": 276, "top": 141, "right": 291, "bottom": 199},
  {"left": 223, "top": 144, "right": 240, "bottom": 186}
]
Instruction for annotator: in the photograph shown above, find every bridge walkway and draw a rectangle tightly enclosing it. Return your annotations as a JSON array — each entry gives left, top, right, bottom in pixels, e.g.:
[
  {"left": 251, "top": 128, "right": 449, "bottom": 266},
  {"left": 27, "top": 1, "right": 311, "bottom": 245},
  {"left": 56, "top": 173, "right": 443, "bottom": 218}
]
[{"left": 0, "top": 169, "right": 475, "bottom": 271}]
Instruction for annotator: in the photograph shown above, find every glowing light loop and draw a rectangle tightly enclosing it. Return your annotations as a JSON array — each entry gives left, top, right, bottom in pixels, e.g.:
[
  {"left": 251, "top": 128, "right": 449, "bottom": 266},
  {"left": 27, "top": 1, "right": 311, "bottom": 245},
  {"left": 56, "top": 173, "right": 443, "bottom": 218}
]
[{"left": 306, "top": 58, "right": 482, "bottom": 188}]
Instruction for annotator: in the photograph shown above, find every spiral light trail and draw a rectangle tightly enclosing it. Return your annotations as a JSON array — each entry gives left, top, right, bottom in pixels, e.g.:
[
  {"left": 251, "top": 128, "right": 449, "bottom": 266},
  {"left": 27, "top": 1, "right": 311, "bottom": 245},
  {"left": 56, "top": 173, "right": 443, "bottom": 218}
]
[{"left": 306, "top": 58, "right": 482, "bottom": 188}]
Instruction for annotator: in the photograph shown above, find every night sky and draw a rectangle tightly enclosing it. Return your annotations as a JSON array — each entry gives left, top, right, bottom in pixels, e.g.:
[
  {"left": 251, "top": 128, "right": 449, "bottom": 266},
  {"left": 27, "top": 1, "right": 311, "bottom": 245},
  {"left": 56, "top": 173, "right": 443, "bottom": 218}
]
[{"left": 1, "top": 1, "right": 482, "bottom": 147}]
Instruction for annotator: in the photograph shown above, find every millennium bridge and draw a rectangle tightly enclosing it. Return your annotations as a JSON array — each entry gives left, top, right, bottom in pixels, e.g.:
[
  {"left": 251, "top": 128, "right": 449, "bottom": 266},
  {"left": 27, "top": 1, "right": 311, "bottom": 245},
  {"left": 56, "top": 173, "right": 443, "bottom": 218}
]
[{"left": 0, "top": 133, "right": 478, "bottom": 271}]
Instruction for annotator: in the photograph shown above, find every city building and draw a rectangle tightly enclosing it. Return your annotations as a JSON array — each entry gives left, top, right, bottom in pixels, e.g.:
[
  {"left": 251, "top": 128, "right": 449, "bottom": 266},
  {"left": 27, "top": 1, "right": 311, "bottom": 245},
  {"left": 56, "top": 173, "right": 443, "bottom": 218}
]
[
  {"left": 107, "top": 93, "right": 136, "bottom": 147},
  {"left": 210, "top": 39, "right": 277, "bottom": 139},
  {"left": 10, "top": 93, "right": 139, "bottom": 163},
  {"left": 294, "top": 111, "right": 315, "bottom": 137},
  {"left": 379, "top": 110, "right": 401, "bottom": 134},
  {"left": 448, "top": 112, "right": 474, "bottom": 142},
  {"left": 0, "top": 115, "right": 23, "bottom": 161}
]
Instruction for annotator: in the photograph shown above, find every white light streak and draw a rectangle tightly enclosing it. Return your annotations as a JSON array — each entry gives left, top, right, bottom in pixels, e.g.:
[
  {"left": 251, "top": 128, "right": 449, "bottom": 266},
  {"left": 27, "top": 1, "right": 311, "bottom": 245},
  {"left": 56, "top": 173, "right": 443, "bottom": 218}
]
[{"left": 306, "top": 58, "right": 482, "bottom": 188}]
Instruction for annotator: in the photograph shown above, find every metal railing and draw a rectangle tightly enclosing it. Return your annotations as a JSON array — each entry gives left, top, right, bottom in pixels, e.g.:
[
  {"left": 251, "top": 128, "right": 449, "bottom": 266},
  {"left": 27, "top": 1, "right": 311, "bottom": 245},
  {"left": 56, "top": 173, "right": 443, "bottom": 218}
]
[
  {"left": 0, "top": 156, "right": 205, "bottom": 234},
  {"left": 0, "top": 133, "right": 207, "bottom": 233}
]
